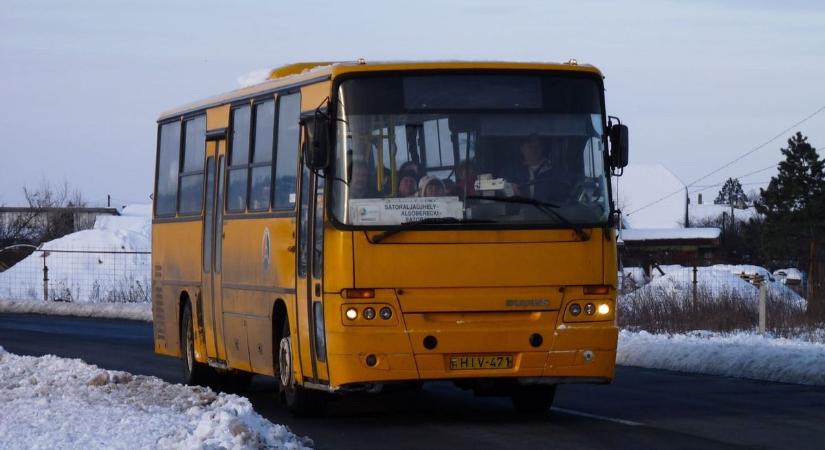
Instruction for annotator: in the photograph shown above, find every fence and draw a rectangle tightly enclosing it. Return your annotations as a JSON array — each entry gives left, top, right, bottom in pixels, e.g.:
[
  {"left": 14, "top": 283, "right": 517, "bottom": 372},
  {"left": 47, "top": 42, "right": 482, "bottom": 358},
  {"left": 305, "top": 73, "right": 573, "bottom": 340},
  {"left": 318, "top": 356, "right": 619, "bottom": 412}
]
[
  {"left": 0, "top": 248, "right": 151, "bottom": 303},
  {"left": 618, "top": 263, "right": 811, "bottom": 334}
]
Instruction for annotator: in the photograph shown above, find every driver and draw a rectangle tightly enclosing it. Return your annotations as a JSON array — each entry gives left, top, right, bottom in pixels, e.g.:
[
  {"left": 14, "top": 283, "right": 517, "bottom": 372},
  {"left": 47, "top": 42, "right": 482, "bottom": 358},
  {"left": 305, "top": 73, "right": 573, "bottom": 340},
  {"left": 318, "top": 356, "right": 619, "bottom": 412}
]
[{"left": 506, "top": 135, "right": 568, "bottom": 203}]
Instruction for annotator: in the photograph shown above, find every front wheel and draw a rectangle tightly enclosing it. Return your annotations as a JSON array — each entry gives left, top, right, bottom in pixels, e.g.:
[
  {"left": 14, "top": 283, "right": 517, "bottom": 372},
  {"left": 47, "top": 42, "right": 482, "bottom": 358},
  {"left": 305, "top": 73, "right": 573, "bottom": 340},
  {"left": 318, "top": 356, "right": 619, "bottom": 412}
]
[
  {"left": 278, "top": 321, "right": 327, "bottom": 417},
  {"left": 511, "top": 385, "right": 557, "bottom": 415}
]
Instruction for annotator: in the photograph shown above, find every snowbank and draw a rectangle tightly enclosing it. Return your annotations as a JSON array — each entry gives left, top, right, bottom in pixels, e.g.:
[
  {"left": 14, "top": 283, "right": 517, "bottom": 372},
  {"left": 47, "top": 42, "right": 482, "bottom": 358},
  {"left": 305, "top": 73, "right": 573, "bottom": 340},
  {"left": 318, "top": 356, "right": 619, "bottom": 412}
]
[
  {"left": 621, "top": 264, "right": 806, "bottom": 308},
  {"left": 0, "top": 299, "right": 152, "bottom": 321},
  {"left": 620, "top": 227, "right": 720, "bottom": 241},
  {"left": 0, "top": 346, "right": 311, "bottom": 450},
  {"left": 617, "top": 330, "right": 825, "bottom": 385},
  {"left": 0, "top": 204, "right": 151, "bottom": 303}
]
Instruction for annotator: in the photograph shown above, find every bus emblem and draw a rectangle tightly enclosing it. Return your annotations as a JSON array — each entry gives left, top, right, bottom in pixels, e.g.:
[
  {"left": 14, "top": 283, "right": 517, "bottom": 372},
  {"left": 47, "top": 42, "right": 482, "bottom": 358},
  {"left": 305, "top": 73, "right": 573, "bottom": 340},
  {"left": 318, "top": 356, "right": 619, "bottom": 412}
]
[
  {"left": 262, "top": 227, "right": 271, "bottom": 272},
  {"left": 505, "top": 299, "right": 549, "bottom": 307}
]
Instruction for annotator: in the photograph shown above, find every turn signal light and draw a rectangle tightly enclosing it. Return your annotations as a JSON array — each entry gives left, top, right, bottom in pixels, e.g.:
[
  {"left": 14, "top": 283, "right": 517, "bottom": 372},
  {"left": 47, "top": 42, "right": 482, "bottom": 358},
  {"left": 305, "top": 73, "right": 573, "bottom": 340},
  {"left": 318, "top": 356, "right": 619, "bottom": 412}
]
[
  {"left": 583, "top": 285, "right": 610, "bottom": 295},
  {"left": 343, "top": 288, "right": 375, "bottom": 299}
]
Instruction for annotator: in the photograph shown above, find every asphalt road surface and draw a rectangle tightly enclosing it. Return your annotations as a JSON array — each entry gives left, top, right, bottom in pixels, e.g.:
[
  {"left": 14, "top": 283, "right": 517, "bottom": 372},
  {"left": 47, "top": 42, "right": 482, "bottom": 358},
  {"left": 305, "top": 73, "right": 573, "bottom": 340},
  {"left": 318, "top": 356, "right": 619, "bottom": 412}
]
[{"left": 1, "top": 313, "right": 824, "bottom": 449}]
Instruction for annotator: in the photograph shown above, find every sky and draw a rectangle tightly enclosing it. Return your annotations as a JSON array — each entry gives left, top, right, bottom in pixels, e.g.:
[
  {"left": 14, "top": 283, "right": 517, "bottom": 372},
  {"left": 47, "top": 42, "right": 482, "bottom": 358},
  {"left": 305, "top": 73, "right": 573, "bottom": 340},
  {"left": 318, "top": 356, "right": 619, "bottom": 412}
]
[{"left": 2, "top": 0, "right": 824, "bottom": 209}]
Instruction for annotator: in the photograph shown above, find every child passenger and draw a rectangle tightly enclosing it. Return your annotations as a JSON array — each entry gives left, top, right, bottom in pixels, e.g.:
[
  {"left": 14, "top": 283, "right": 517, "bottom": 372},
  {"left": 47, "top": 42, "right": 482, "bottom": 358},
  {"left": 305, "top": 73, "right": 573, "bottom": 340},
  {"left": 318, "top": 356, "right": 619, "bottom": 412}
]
[{"left": 417, "top": 175, "right": 446, "bottom": 197}]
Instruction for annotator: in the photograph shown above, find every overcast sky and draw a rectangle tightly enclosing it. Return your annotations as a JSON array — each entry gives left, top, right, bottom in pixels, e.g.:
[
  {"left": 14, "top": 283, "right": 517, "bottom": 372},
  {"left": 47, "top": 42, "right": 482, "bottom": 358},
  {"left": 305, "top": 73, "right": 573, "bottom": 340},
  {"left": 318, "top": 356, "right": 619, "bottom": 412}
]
[{"left": 2, "top": 0, "right": 824, "bottom": 208}]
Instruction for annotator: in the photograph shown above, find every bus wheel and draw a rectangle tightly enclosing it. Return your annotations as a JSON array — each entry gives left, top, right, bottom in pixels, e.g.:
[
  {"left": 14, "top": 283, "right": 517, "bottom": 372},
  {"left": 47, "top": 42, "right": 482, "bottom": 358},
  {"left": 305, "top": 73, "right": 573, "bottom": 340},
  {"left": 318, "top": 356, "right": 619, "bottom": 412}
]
[
  {"left": 511, "top": 385, "right": 557, "bottom": 415},
  {"left": 278, "top": 321, "right": 327, "bottom": 417},
  {"left": 181, "top": 302, "right": 212, "bottom": 386}
]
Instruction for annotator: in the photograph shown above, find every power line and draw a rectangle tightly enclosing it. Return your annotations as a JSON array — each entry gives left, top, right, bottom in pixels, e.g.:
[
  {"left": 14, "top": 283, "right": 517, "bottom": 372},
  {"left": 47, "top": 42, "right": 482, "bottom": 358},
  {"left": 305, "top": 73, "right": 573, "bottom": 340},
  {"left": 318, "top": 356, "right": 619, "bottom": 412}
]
[{"left": 625, "top": 104, "right": 825, "bottom": 216}]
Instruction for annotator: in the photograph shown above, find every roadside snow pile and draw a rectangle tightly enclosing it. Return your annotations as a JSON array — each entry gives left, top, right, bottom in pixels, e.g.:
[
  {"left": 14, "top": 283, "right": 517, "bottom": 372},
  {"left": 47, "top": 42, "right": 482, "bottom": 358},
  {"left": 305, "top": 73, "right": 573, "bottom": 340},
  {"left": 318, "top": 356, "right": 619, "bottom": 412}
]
[
  {"left": 620, "top": 264, "right": 805, "bottom": 308},
  {"left": 0, "top": 346, "right": 311, "bottom": 450},
  {"left": 618, "top": 330, "right": 825, "bottom": 385},
  {"left": 0, "top": 204, "right": 151, "bottom": 303},
  {"left": 0, "top": 299, "right": 152, "bottom": 321}
]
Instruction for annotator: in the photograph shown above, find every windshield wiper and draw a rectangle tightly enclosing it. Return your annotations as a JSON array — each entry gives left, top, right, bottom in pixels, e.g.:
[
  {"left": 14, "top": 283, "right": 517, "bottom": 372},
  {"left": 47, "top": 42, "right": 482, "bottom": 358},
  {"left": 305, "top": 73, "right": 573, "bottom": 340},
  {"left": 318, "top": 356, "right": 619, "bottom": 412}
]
[
  {"left": 368, "top": 217, "right": 495, "bottom": 244},
  {"left": 465, "top": 195, "right": 590, "bottom": 241}
]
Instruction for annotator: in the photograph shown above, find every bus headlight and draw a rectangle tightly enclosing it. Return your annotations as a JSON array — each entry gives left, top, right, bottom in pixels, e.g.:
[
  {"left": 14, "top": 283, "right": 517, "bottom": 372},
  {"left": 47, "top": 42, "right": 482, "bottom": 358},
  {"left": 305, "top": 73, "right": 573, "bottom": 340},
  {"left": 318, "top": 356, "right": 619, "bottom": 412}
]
[
  {"left": 597, "top": 303, "right": 610, "bottom": 315},
  {"left": 379, "top": 307, "right": 393, "bottom": 320},
  {"left": 584, "top": 303, "right": 595, "bottom": 315},
  {"left": 363, "top": 307, "right": 376, "bottom": 320},
  {"left": 345, "top": 308, "right": 358, "bottom": 320},
  {"left": 570, "top": 303, "right": 582, "bottom": 316}
]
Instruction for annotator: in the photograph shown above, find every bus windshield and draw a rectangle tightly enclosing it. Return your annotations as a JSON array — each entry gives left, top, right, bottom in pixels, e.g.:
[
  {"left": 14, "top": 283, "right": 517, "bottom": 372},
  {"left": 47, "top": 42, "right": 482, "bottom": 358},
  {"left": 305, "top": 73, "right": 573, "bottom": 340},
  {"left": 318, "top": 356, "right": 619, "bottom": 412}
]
[{"left": 331, "top": 73, "right": 610, "bottom": 228}]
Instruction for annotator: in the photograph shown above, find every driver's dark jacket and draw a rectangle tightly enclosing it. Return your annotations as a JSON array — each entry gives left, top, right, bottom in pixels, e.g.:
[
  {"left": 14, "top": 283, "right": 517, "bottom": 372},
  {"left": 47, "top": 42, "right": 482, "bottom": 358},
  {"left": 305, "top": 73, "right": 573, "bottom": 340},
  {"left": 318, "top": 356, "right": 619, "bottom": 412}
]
[{"left": 504, "top": 160, "right": 572, "bottom": 203}]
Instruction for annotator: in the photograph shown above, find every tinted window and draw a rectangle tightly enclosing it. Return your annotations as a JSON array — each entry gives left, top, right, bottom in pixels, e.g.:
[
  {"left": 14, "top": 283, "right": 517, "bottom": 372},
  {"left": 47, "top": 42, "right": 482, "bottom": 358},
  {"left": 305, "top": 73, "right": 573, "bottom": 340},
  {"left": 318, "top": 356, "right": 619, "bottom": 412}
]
[
  {"left": 274, "top": 93, "right": 300, "bottom": 209},
  {"left": 183, "top": 116, "right": 205, "bottom": 171},
  {"left": 178, "top": 173, "right": 203, "bottom": 214},
  {"left": 253, "top": 101, "right": 275, "bottom": 163},
  {"left": 178, "top": 115, "right": 205, "bottom": 215},
  {"left": 227, "top": 167, "right": 248, "bottom": 212},
  {"left": 231, "top": 106, "right": 251, "bottom": 165},
  {"left": 249, "top": 166, "right": 271, "bottom": 211},
  {"left": 156, "top": 121, "right": 181, "bottom": 216}
]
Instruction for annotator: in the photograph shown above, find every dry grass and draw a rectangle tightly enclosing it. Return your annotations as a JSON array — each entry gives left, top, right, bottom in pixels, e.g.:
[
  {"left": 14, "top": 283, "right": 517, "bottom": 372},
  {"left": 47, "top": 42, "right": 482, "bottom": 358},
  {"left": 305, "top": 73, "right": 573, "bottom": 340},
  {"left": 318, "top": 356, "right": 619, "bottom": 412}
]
[{"left": 618, "top": 285, "right": 820, "bottom": 338}]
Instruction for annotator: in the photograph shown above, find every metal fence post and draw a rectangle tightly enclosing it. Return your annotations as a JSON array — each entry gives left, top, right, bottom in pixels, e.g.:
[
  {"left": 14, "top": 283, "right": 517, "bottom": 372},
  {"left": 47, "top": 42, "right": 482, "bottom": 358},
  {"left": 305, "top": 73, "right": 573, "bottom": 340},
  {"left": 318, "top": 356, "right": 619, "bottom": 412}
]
[
  {"left": 758, "top": 281, "right": 767, "bottom": 334},
  {"left": 41, "top": 251, "right": 49, "bottom": 302}
]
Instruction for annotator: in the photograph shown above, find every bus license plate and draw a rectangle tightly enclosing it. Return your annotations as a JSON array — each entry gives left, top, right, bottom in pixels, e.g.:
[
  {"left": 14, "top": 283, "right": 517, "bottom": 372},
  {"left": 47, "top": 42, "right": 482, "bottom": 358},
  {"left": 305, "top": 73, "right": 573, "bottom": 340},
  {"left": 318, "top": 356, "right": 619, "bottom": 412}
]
[{"left": 449, "top": 355, "right": 513, "bottom": 370}]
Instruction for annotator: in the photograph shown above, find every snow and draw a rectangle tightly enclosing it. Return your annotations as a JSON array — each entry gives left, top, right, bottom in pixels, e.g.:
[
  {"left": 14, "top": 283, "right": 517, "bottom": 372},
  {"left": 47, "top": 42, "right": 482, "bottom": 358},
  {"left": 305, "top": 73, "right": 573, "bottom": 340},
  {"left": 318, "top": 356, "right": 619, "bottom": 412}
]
[
  {"left": 621, "top": 264, "right": 806, "bottom": 308},
  {"left": 617, "top": 330, "right": 825, "bottom": 385},
  {"left": 237, "top": 69, "right": 271, "bottom": 88},
  {"left": 774, "top": 267, "right": 804, "bottom": 283},
  {"left": 616, "top": 163, "right": 687, "bottom": 229},
  {"left": 620, "top": 227, "right": 720, "bottom": 241},
  {"left": 0, "top": 204, "right": 151, "bottom": 303},
  {"left": 0, "top": 299, "right": 152, "bottom": 321},
  {"left": 0, "top": 346, "right": 312, "bottom": 450}
]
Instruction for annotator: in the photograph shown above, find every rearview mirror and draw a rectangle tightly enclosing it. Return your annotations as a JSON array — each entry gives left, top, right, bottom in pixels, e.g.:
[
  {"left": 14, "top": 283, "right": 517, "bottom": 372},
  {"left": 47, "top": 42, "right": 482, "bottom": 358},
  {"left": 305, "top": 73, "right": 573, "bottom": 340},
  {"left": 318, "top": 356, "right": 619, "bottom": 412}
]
[
  {"left": 302, "top": 109, "right": 330, "bottom": 170},
  {"left": 609, "top": 124, "right": 629, "bottom": 169}
]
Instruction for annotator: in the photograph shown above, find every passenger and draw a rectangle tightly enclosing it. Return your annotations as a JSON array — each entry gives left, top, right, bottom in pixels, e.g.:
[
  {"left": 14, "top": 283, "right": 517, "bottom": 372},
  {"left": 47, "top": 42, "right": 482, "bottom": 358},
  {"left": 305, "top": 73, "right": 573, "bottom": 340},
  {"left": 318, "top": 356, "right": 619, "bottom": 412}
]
[
  {"left": 397, "top": 170, "right": 418, "bottom": 197},
  {"left": 453, "top": 160, "right": 477, "bottom": 196},
  {"left": 417, "top": 175, "right": 446, "bottom": 197},
  {"left": 348, "top": 160, "right": 372, "bottom": 199},
  {"left": 399, "top": 161, "right": 423, "bottom": 180}
]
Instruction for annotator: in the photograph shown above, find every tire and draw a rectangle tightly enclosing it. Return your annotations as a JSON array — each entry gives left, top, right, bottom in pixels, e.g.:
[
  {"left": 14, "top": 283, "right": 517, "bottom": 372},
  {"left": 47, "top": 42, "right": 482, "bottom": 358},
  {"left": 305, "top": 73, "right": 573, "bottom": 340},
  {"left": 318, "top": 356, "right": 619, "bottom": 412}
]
[
  {"left": 278, "top": 320, "right": 327, "bottom": 417},
  {"left": 511, "top": 385, "right": 557, "bottom": 415},
  {"left": 181, "top": 302, "right": 213, "bottom": 386}
]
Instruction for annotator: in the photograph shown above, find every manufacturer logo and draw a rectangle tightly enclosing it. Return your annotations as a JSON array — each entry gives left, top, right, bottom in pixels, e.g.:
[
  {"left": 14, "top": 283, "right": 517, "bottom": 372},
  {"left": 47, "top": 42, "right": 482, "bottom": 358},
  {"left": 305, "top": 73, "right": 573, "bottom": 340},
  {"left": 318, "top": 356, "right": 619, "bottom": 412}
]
[
  {"left": 262, "top": 227, "right": 271, "bottom": 272},
  {"left": 505, "top": 298, "right": 549, "bottom": 307}
]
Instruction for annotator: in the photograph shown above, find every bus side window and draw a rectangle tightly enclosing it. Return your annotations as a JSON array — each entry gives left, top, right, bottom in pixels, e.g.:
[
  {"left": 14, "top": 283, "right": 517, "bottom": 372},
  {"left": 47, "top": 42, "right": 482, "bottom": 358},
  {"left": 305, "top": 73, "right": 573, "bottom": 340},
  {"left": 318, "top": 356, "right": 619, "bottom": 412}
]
[
  {"left": 274, "top": 93, "right": 301, "bottom": 209},
  {"left": 249, "top": 100, "right": 275, "bottom": 211},
  {"left": 155, "top": 121, "right": 181, "bottom": 216},
  {"left": 227, "top": 106, "right": 251, "bottom": 212},
  {"left": 178, "top": 115, "right": 206, "bottom": 215}
]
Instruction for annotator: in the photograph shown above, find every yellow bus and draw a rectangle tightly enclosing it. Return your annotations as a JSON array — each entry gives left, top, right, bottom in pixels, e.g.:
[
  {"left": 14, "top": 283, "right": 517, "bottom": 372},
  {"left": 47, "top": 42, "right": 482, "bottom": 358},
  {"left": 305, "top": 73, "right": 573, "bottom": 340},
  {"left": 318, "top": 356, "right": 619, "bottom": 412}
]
[{"left": 152, "top": 60, "right": 629, "bottom": 416}]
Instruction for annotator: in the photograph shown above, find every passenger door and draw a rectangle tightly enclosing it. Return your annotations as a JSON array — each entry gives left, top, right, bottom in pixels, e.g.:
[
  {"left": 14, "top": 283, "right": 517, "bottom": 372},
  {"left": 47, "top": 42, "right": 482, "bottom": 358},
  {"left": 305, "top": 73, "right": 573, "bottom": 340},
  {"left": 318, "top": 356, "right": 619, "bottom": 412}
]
[
  {"left": 295, "top": 148, "right": 329, "bottom": 383},
  {"left": 201, "top": 146, "right": 228, "bottom": 362}
]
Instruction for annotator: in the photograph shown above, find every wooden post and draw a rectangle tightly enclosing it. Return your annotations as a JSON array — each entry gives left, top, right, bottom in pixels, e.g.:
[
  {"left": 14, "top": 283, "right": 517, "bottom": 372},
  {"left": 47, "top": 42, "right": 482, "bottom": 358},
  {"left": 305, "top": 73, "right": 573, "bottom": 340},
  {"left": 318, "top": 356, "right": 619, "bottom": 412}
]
[
  {"left": 758, "top": 281, "right": 767, "bottom": 334},
  {"left": 692, "top": 265, "right": 698, "bottom": 310}
]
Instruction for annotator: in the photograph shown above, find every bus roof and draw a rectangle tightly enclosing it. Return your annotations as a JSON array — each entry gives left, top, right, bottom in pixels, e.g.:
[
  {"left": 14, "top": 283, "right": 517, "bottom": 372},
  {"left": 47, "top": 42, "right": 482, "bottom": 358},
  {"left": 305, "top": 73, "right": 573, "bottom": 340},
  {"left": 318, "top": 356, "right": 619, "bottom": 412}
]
[{"left": 158, "top": 60, "right": 603, "bottom": 121}]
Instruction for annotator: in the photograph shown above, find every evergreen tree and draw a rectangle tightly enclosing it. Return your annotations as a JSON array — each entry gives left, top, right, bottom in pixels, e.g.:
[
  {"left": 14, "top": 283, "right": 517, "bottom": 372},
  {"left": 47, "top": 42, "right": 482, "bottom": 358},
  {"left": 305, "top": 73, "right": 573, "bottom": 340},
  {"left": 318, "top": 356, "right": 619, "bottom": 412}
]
[
  {"left": 755, "top": 132, "right": 825, "bottom": 318},
  {"left": 714, "top": 177, "right": 747, "bottom": 207}
]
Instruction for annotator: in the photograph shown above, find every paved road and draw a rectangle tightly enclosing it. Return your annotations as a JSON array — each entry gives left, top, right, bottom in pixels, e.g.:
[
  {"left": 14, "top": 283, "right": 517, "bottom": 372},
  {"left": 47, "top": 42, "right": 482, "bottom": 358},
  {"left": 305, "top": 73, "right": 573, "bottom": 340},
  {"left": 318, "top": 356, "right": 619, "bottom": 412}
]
[{"left": 1, "top": 313, "right": 824, "bottom": 449}]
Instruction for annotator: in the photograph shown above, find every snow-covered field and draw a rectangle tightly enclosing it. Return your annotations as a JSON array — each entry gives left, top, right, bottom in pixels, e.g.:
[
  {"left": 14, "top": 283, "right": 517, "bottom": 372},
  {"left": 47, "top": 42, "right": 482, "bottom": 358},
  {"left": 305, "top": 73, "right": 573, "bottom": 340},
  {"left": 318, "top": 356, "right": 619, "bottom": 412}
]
[
  {"left": 617, "top": 330, "right": 825, "bottom": 385},
  {"left": 620, "top": 263, "right": 806, "bottom": 308},
  {"left": 0, "top": 346, "right": 311, "bottom": 450},
  {"left": 0, "top": 205, "right": 151, "bottom": 304}
]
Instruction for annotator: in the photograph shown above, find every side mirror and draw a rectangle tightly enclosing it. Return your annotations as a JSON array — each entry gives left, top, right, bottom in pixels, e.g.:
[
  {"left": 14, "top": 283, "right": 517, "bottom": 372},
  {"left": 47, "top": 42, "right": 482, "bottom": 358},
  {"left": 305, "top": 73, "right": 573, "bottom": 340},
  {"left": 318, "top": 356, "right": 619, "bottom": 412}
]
[
  {"left": 609, "top": 124, "right": 629, "bottom": 169},
  {"left": 303, "top": 110, "right": 330, "bottom": 170}
]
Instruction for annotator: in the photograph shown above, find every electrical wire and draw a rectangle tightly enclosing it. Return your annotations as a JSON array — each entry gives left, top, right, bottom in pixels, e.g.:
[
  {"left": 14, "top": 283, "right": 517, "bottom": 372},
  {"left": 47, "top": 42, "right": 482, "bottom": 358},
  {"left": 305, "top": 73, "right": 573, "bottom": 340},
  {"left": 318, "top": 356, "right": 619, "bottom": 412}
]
[{"left": 625, "top": 105, "right": 825, "bottom": 216}]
